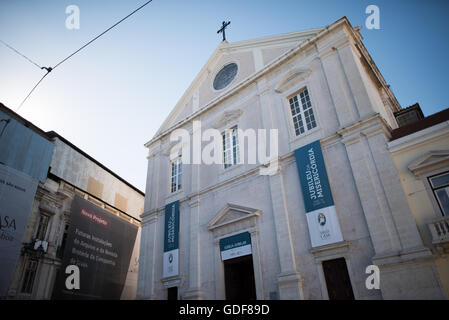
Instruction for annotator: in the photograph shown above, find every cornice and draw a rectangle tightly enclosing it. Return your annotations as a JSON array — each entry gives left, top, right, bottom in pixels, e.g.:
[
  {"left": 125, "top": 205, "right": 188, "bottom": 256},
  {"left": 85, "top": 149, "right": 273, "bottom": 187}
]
[{"left": 388, "top": 121, "right": 449, "bottom": 154}]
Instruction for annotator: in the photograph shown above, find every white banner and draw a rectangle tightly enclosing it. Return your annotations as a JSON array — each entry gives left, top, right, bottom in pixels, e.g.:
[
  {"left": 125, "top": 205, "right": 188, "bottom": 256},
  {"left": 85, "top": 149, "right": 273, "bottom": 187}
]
[
  {"left": 163, "top": 248, "right": 179, "bottom": 278},
  {"left": 221, "top": 244, "right": 252, "bottom": 261},
  {"left": 0, "top": 164, "right": 38, "bottom": 297},
  {"left": 306, "top": 206, "right": 343, "bottom": 247}
]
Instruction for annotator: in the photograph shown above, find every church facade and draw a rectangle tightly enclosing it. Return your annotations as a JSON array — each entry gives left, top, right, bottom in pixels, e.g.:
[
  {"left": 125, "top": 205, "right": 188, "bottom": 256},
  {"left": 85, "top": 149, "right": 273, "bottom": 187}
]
[{"left": 138, "top": 17, "right": 448, "bottom": 300}]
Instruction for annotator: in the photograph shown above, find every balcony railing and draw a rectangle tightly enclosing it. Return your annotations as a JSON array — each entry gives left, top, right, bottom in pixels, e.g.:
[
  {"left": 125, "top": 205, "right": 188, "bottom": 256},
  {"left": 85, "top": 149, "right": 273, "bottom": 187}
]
[{"left": 429, "top": 216, "right": 449, "bottom": 245}]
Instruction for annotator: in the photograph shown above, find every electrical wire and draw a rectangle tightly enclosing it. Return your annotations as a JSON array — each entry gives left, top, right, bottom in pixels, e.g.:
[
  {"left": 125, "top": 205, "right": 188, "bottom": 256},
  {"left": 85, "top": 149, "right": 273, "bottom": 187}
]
[
  {"left": 16, "top": 72, "right": 51, "bottom": 111},
  {"left": 52, "top": 0, "right": 153, "bottom": 71},
  {"left": 0, "top": 39, "right": 43, "bottom": 70},
  {"left": 14, "top": 0, "right": 153, "bottom": 111}
]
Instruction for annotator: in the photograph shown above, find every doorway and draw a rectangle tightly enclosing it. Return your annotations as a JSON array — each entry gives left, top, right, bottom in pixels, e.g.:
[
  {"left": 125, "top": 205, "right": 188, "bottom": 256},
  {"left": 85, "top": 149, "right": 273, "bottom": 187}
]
[
  {"left": 322, "top": 257, "right": 355, "bottom": 300},
  {"left": 224, "top": 255, "right": 257, "bottom": 300},
  {"left": 167, "top": 286, "right": 178, "bottom": 300}
]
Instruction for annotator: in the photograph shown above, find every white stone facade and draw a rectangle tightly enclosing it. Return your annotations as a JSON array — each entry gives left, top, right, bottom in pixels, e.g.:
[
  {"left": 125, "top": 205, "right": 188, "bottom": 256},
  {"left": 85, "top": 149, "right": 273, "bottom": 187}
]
[{"left": 138, "top": 17, "right": 447, "bottom": 300}]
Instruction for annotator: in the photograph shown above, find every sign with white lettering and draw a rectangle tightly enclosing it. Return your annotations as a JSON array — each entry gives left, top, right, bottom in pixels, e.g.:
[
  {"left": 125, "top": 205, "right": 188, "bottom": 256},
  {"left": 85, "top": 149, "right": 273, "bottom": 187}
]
[
  {"left": 0, "top": 164, "right": 38, "bottom": 298},
  {"left": 294, "top": 140, "right": 343, "bottom": 247},
  {"left": 219, "top": 232, "right": 252, "bottom": 261},
  {"left": 53, "top": 195, "right": 138, "bottom": 299},
  {"left": 163, "top": 201, "right": 179, "bottom": 278}
]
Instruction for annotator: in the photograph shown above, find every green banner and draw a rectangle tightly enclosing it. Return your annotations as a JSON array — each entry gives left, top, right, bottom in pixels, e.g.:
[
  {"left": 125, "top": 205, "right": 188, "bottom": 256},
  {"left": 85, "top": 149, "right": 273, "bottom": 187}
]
[
  {"left": 294, "top": 140, "right": 334, "bottom": 213},
  {"left": 164, "top": 200, "right": 179, "bottom": 252}
]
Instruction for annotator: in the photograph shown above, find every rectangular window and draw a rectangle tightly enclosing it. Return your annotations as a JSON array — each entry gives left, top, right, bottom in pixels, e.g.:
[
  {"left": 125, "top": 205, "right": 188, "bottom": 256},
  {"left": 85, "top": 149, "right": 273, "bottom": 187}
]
[
  {"left": 35, "top": 214, "right": 50, "bottom": 240},
  {"left": 429, "top": 172, "right": 449, "bottom": 216},
  {"left": 288, "top": 88, "right": 317, "bottom": 136},
  {"left": 21, "top": 259, "right": 38, "bottom": 294},
  {"left": 223, "top": 127, "right": 240, "bottom": 169},
  {"left": 170, "top": 158, "right": 182, "bottom": 193}
]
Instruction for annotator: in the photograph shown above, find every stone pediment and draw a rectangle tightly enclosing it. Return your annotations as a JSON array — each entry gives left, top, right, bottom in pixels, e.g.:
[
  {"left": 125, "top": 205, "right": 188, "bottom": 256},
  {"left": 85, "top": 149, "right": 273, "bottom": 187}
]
[
  {"left": 212, "top": 109, "right": 243, "bottom": 129},
  {"left": 274, "top": 67, "right": 312, "bottom": 93},
  {"left": 146, "top": 27, "right": 325, "bottom": 147},
  {"left": 408, "top": 150, "right": 449, "bottom": 175},
  {"left": 207, "top": 203, "right": 260, "bottom": 231}
]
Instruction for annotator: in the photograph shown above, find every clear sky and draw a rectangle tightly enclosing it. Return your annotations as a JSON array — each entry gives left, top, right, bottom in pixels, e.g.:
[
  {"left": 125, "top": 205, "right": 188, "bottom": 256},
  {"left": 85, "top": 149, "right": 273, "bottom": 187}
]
[{"left": 0, "top": 0, "right": 448, "bottom": 192}]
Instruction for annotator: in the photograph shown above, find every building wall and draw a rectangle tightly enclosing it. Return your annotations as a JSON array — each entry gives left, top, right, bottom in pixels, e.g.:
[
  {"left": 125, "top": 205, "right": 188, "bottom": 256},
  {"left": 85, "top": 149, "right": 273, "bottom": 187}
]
[
  {"left": 49, "top": 137, "right": 144, "bottom": 219},
  {"left": 8, "top": 137, "right": 144, "bottom": 300},
  {"left": 389, "top": 121, "right": 449, "bottom": 296},
  {"left": 139, "top": 18, "right": 447, "bottom": 300}
]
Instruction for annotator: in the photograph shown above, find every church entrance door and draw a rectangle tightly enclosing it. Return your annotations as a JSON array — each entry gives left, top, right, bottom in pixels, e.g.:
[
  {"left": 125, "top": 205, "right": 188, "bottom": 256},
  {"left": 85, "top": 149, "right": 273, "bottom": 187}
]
[{"left": 224, "top": 255, "right": 257, "bottom": 300}]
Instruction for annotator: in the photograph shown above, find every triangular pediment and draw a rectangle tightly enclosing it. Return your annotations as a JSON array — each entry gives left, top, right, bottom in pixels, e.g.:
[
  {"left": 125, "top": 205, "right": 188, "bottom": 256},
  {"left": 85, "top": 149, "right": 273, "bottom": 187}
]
[
  {"left": 274, "top": 67, "right": 312, "bottom": 93},
  {"left": 207, "top": 203, "right": 261, "bottom": 230},
  {"left": 147, "top": 27, "right": 325, "bottom": 145},
  {"left": 408, "top": 150, "right": 449, "bottom": 174},
  {"left": 212, "top": 109, "right": 243, "bottom": 129}
]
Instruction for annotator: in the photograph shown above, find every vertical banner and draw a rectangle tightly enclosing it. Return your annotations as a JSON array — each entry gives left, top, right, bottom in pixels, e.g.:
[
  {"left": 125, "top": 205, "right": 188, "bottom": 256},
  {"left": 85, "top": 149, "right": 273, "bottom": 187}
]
[
  {"left": 0, "top": 163, "right": 38, "bottom": 298},
  {"left": 294, "top": 140, "right": 343, "bottom": 247},
  {"left": 163, "top": 200, "right": 179, "bottom": 278},
  {"left": 53, "top": 195, "right": 138, "bottom": 299}
]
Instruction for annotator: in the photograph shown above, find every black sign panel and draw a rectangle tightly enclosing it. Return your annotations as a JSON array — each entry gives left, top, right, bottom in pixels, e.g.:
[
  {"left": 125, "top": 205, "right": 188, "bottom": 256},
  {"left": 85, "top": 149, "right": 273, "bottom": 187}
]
[{"left": 53, "top": 195, "right": 138, "bottom": 300}]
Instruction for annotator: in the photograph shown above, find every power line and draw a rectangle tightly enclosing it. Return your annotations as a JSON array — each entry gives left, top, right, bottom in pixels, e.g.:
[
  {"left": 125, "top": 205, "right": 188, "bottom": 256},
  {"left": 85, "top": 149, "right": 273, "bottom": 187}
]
[
  {"left": 0, "top": 39, "right": 43, "bottom": 70},
  {"left": 16, "top": 72, "right": 51, "bottom": 111},
  {"left": 53, "top": 0, "right": 153, "bottom": 71},
  {"left": 15, "top": 0, "right": 153, "bottom": 111}
]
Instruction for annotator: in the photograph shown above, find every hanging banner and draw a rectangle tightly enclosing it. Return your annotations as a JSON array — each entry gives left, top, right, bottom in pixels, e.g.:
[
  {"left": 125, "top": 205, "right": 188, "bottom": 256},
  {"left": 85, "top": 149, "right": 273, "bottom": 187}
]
[
  {"left": 294, "top": 140, "right": 343, "bottom": 247},
  {"left": 220, "top": 232, "right": 252, "bottom": 261},
  {"left": 52, "top": 195, "right": 138, "bottom": 299},
  {"left": 0, "top": 163, "right": 38, "bottom": 298},
  {"left": 0, "top": 108, "right": 54, "bottom": 183},
  {"left": 163, "top": 200, "right": 179, "bottom": 278}
]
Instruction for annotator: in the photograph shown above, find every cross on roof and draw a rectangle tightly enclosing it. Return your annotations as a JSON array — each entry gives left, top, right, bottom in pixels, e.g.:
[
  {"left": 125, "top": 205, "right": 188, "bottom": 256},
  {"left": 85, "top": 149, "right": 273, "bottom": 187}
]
[{"left": 217, "top": 21, "right": 231, "bottom": 42}]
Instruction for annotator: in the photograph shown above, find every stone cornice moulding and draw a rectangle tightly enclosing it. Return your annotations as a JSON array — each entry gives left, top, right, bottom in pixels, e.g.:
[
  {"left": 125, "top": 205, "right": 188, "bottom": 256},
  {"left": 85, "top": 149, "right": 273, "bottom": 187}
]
[
  {"left": 207, "top": 203, "right": 261, "bottom": 231},
  {"left": 212, "top": 109, "right": 243, "bottom": 129},
  {"left": 274, "top": 67, "right": 312, "bottom": 93},
  {"left": 408, "top": 150, "right": 449, "bottom": 177},
  {"left": 388, "top": 121, "right": 449, "bottom": 154},
  {"left": 338, "top": 113, "right": 392, "bottom": 146},
  {"left": 222, "top": 27, "right": 324, "bottom": 52},
  {"left": 140, "top": 208, "right": 161, "bottom": 223}
]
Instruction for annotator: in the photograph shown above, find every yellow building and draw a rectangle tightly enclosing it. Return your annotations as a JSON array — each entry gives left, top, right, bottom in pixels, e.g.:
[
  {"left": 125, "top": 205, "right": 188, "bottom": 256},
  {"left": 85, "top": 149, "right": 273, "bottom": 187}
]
[{"left": 389, "top": 107, "right": 449, "bottom": 296}]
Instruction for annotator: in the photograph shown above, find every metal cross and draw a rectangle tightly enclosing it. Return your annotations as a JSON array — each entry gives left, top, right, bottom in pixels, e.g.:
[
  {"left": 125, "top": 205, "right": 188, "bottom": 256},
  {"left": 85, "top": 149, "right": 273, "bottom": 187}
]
[{"left": 217, "top": 21, "right": 231, "bottom": 41}]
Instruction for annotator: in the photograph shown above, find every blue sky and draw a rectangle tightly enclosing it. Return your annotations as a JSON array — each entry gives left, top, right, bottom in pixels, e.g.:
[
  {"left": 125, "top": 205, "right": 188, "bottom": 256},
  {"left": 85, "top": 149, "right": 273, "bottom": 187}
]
[{"left": 0, "top": 0, "right": 448, "bottom": 192}]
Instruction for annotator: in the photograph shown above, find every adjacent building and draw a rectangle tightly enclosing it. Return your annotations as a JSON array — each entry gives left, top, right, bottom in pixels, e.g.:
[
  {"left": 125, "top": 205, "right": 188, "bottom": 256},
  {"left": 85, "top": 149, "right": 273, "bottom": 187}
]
[
  {"left": 138, "top": 17, "right": 448, "bottom": 300},
  {"left": 0, "top": 103, "right": 144, "bottom": 300},
  {"left": 388, "top": 106, "right": 449, "bottom": 294}
]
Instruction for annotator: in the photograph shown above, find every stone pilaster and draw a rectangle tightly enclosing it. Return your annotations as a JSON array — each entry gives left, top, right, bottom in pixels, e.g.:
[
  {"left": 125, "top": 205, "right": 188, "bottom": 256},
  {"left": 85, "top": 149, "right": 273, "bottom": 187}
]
[
  {"left": 340, "top": 115, "right": 447, "bottom": 299},
  {"left": 137, "top": 211, "right": 159, "bottom": 299},
  {"left": 268, "top": 165, "right": 305, "bottom": 299},
  {"left": 183, "top": 196, "right": 204, "bottom": 300}
]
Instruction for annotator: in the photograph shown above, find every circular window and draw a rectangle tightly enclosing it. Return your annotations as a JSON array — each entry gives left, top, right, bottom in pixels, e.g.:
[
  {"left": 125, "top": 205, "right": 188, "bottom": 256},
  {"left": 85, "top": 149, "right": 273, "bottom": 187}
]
[{"left": 213, "top": 63, "right": 238, "bottom": 90}]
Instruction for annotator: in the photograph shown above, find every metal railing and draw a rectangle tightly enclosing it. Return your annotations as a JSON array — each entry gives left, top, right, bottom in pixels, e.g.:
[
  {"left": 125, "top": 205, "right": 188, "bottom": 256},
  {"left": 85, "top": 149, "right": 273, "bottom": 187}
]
[{"left": 429, "top": 216, "right": 449, "bottom": 244}]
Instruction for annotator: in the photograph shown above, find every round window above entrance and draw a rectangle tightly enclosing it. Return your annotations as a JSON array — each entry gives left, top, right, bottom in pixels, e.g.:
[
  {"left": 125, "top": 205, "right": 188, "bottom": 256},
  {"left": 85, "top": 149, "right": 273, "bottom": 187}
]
[{"left": 213, "top": 63, "right": 238, "bottom": 90}]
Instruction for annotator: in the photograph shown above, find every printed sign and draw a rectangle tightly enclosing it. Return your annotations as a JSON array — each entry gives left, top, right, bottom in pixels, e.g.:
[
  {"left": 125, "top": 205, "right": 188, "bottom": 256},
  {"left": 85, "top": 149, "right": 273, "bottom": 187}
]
[
  {"left": 0, "top": 164, "right": 38, "bottom": 298},
  {"left": 294, "top": 140, "right": 343, "bottom": 247},
  {"left": 163, "top": 201, "right": 179, "bottom": 278},
  {"left": 0, "top": 109, "right": 54, "bottom": 183},
  {"left": 53, "top": 195, "right": 138, "bottom": 299},
  {"left": 220, "top": 232, "right": 252, "bottom": 261}
]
